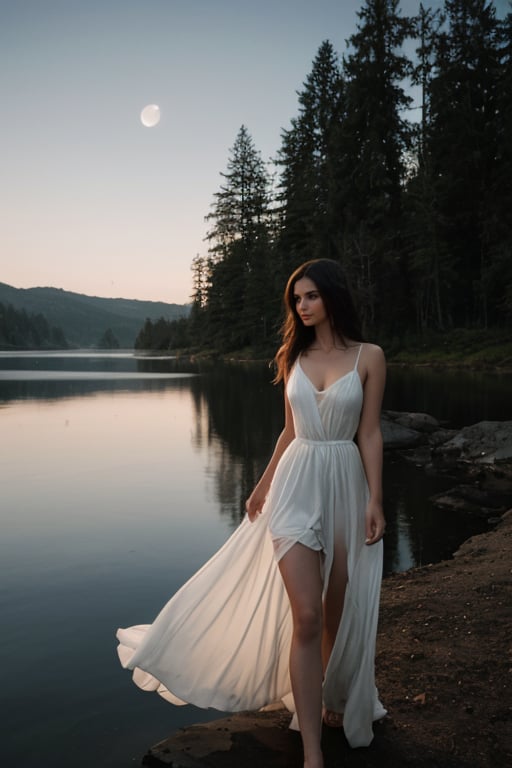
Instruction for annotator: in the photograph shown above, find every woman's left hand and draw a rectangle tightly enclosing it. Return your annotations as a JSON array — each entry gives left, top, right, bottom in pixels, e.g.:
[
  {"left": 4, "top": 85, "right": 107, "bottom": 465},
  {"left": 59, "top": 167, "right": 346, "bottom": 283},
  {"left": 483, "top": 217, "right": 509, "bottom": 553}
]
[{"left": 365, "top": 501, "right": 386, "bottom": 545}]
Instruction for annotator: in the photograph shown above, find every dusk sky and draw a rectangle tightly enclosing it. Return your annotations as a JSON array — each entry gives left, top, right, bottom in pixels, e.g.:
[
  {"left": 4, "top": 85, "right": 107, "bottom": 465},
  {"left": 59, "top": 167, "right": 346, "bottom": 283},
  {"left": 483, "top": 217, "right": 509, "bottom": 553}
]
[{"left": 2, "top": 0, "right": 505, "bottom": 305}]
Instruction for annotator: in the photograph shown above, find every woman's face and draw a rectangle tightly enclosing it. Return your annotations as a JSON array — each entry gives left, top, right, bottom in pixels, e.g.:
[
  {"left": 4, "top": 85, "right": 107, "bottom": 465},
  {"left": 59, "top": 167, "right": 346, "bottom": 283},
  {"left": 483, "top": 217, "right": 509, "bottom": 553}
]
[{"left": 293, "top": 277, "right": 328, "bottom": 327}]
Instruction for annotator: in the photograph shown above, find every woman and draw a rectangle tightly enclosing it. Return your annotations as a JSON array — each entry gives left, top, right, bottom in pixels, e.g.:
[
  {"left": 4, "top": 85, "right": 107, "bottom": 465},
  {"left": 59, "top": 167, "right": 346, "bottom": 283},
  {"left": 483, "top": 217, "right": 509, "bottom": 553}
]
[
  {"left": 116, "top": 258, "right": 386, "bottom": 767},
  {"left": 246, "top": 258, "right": 386, "bottom": 768}
]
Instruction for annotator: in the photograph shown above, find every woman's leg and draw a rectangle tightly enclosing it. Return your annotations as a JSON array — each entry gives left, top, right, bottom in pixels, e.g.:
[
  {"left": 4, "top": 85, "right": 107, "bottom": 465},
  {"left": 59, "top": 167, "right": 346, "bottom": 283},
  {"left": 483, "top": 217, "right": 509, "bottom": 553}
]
[
  {"left": 322, "top": 537, "right": 348, "bottom": 671},
  {"left": 321, "top": 531, "right": 348, "bottom": 726},
  {"left": 279, "top": 543, "right": 324, "bottom": 768}
]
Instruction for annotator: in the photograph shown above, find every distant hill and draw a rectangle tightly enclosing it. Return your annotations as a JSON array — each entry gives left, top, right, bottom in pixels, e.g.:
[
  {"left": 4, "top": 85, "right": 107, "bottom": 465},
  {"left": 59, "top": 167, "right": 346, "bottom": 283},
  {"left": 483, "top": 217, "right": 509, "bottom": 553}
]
[{"left": 0, "top": 283, "right": 190, "bottom": 347}]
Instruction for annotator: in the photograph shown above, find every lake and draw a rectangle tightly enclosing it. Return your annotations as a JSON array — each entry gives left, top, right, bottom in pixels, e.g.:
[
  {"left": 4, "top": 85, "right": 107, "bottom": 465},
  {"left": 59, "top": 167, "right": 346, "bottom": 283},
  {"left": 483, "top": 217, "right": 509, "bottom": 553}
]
[{"left": 0, "top": 351, "right": 510, "bottom": 768}]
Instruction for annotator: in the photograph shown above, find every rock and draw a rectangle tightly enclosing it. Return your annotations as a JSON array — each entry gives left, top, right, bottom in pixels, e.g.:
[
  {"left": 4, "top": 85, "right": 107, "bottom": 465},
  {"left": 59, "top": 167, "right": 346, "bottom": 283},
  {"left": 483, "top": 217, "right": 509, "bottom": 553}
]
[
  {"left": 432, "top": 493, "right": 484, "bottom": 514},
  {"left": 399, "top": 445, "right": 434, "bottom": 466},
  {"left": 431, "top": 481, "right": 512, "bottom": 517},
  {"left": 382, "top": 411, "right": 452, "bottom": 452},
  {"left": 384, "top": 411, "right": 440, "bottom": 434},
  {"left": 383, "top": 413, "right": 512, "bottom": 483},
  {"left": 142, "top": 709, "right": 300, "bottom": 767},
  {"left": 381, "top": 417, "right": 423, "bottom": 448},
  {"left": 432, "top": 491, "right": 497, "bottom": 517},
  {"left": 428, "top": 428, "right": 458, "bottom": 447},
  {"left": 382, "top": 416, "right": 512, "bottom": 514},
  {"left": 434, "top": 421, "right": 512, "bottom": 465}
]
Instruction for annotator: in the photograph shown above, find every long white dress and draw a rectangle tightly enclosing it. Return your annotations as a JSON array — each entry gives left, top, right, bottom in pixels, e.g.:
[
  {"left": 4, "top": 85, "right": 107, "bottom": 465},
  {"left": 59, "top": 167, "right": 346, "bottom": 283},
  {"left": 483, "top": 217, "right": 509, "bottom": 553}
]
[{"left": 116, "top": 344, "right": 386, "bottom": 748}]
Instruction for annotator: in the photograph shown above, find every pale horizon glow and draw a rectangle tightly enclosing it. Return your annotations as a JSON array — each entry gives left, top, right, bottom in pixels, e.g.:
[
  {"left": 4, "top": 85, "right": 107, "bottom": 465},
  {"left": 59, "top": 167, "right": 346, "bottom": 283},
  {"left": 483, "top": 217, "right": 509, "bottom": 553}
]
[{"left": 1, "top": 0, "right": 504, "bottom": 305}]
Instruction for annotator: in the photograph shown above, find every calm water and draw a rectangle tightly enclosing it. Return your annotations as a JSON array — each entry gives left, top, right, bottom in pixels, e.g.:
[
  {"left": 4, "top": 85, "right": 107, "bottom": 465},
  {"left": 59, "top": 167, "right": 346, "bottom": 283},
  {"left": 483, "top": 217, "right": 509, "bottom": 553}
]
[{"left": 0, "top": 352, "right": 510, "bottom": 768}]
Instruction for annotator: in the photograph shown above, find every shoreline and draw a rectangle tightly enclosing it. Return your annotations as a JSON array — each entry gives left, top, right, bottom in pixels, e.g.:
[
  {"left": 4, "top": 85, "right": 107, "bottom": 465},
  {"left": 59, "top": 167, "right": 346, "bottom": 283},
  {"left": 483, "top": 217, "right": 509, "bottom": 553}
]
[
  {"left": 3, "top": 345, "right": 512, "bottom": 372},
  {"left": 141, "top": 509, "right": 512, "bottom": 768}
]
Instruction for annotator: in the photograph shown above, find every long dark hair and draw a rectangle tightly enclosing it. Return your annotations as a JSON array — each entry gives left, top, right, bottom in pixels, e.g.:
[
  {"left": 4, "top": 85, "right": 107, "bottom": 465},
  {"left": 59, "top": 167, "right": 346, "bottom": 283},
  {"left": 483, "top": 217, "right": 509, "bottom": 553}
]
[{"left": 274, "top": 258, "right": 363, "bottom": 383}]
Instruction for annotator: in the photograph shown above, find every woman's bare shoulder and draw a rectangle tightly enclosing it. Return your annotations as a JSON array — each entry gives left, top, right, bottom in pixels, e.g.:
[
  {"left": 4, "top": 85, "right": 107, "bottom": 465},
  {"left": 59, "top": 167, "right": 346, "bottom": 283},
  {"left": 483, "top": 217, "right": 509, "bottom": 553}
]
[
  {"left": 362, "top": 342, "right": 386, "bottom": 362},
  {"left": 360, "top": 344, "right": 386, "bottom": 384}
]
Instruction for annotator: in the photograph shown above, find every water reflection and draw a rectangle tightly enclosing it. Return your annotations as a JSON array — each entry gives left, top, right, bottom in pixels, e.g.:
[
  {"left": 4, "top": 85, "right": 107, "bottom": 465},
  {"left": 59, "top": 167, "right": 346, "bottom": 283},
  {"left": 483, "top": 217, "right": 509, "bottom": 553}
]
[
  {"left": 384, "top": 365, "right": 511, "bottom": 426},
  {"left": 0, "top": 353, "right": 501, "bottom": 574},
  {"left": 188, "top": 362, "right": 282, "bottom": 526}
]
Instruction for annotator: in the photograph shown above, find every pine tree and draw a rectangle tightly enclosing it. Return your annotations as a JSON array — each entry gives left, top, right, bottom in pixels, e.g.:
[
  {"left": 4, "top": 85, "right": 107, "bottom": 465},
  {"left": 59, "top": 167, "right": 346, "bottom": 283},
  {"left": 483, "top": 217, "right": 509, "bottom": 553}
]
[
  {"left": 341, "top": 0, "right": 414, "bottom": 335},
  {"left": 189, "top": 254, "right": 208, "bottom": 346},
  {"left": 0, "top": 302, "right": 68, "bottom": 349},
  {"left": 404, "top": 3, "right": 450, "bottom": 331},
  {"left": 134, "top": 318, "right": 154, "bottom": 350},
  {"left": 276, "top": 41, "right": 345, "bottom": 280},
  {"left": 206, "top": 125, "right": 270, "bottom": 257},
  {"left": 204, "top": 126, "right": 273, "bottom": 351},
  {"left": 425, "top": 0, "right": 504, "bottom": 327},
  {"left": 486, "top": 6, "right": 512, "bottom": 321},
  {"left": 97, "top": 328, "right": 120, "bottom": 349}
]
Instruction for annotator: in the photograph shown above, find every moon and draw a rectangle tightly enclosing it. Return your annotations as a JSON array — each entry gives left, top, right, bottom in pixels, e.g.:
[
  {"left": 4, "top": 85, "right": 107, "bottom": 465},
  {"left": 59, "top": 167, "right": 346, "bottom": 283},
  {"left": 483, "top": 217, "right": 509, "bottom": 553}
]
[{"left": 140, "top": 104, "right": 161, "bottom": 128}]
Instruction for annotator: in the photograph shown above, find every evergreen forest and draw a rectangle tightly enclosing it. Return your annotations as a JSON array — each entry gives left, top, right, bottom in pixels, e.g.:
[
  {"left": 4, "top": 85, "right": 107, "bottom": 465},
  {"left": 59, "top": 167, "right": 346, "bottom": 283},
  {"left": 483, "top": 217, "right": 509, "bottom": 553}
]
[
  {"left": 136, "top": 0, "right": 512, "bottom": 356},
  {"left": 0, "top": 302, "right": 68, "bottom": 349}
]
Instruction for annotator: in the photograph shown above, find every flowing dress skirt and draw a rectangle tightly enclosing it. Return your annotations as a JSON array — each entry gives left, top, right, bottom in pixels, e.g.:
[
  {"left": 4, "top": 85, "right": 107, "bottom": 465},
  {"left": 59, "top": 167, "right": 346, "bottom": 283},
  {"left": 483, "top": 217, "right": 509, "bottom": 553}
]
[{"left": 117, "top": 353, "right": 386, "bottom": 747}]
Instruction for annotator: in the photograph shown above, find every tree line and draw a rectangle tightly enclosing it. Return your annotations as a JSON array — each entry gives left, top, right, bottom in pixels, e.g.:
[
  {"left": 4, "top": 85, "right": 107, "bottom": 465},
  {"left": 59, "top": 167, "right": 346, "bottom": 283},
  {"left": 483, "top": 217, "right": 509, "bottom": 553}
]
[
  {"left": 0, "top": 303, "right": 123, "bottom": 350},
  {"left": 136, "top": 0, "right": 512, "bottom": 355},
  {"left": 0, "top": 302, "right": 68, "bottom": 349}
]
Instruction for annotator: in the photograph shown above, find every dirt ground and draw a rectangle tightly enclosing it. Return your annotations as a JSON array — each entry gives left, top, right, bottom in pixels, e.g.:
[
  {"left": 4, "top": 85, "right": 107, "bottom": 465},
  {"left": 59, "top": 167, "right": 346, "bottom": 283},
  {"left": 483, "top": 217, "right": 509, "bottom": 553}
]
[
  {"left": 144, "top": 509, "right": 512, "bottom": 768},
  {"left": 369, "top": 507, "right": 512, "bottom": 768}
]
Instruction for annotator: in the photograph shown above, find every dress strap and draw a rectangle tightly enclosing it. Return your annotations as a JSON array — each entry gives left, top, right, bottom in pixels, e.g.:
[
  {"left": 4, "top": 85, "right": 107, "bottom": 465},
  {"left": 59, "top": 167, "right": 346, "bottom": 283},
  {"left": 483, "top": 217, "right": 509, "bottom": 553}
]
[{"left": 354, "top": 343, "right": 363, "bottom": 371}]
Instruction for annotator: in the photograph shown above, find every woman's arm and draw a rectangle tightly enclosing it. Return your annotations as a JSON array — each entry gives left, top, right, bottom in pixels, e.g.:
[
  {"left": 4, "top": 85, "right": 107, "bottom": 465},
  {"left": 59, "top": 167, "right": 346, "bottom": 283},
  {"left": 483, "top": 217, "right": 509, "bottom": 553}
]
[
  {"left": 357, "top": 344, "right": 387, "bottom": 545},
  {"left": 245, "top": 386, "right": 295, "bottom": 522}
]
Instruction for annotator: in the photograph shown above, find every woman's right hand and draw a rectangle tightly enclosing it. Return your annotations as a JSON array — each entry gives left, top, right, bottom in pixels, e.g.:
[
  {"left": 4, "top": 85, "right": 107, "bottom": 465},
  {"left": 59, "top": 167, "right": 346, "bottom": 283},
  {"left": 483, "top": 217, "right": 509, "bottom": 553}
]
[{"left": 245, "top": 485, "right": 267, "bottom": 522}]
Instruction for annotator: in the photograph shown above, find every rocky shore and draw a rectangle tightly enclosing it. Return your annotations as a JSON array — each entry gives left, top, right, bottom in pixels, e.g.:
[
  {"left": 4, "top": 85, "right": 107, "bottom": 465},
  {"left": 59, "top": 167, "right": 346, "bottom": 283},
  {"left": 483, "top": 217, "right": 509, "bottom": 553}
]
[
  {"left": 140, "top": 416, "right": 512, "bottom": 768},
  {"left": 381, "top": 412, "right": 512, "bottom": 522}
]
